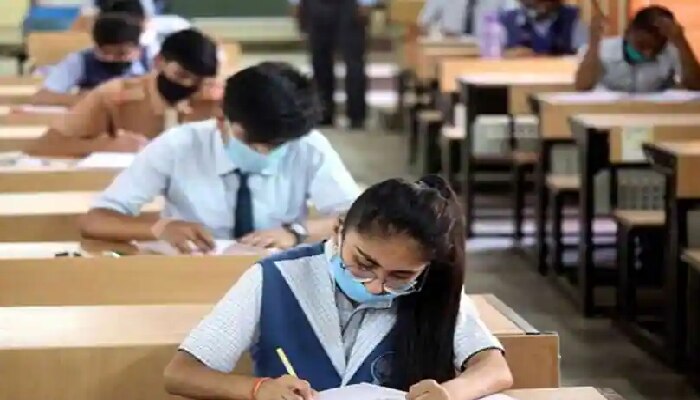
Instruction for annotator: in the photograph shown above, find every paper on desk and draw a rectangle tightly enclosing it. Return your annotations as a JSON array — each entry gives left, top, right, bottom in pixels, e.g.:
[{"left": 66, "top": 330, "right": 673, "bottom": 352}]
[
  {"left": 318, "top": 384, "right": 515, "bottom": 400},
  {"left": 547, "top": 91, "right": 626, "bottom": 103},
  {"left": 76, "top": 152, "right": 136, "bottom": 169},
  {"left": 14, "top": 105, "right": 67, "bottom": 114},
  {"left": 621, "top": 126, "right": 654, "bottom": 162},
  {"left": 134, "top": 240, "right": 266, "bottom": 256},
  {"left": 627, "top": 90, "right": 700, "bottom": 103}
]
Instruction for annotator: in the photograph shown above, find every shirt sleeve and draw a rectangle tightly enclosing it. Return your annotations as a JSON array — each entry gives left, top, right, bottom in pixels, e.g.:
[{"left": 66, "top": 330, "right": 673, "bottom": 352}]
[
  {"left": 91, "top": 129, "right": 177, "bottom": 215},
  {"left": 42, "top": 52, "right": 85, "bottom": 93},
  {"left": 51, "top": 83, "right": 112, "bottom": 139},
  {"left": 306, "top": 133, "right": 361, "bottom": 215},
  {"left": 453, "top": 293, "right": 504, "bottom": 369},
  {"left": 571, "top": 17, "right": 589, "bottom": 51},
  {"left": 179, "top": 264, "right": 262, "bottom": 373}
]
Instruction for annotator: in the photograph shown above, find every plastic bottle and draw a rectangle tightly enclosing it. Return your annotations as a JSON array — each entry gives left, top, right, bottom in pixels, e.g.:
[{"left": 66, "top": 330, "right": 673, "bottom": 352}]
[{"left": 478, "top": 13, "right": 503, "bottom": 59}]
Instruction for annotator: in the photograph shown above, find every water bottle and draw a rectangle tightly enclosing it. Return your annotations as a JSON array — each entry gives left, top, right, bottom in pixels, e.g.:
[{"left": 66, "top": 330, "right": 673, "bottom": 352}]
[{"left": 478, "top": 13, "right": 503, "bottom": 59}]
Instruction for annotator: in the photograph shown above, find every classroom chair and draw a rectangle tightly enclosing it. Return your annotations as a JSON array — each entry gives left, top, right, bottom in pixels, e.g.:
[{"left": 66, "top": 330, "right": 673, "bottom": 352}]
[{"left": 613, "top": 209, "right": 665, "bottom": 327}]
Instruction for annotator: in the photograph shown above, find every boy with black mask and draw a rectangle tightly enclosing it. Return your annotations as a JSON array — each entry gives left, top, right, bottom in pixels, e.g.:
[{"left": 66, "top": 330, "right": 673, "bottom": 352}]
[{"left": 26, "top": 28, "right": 222, "bottom": 158}]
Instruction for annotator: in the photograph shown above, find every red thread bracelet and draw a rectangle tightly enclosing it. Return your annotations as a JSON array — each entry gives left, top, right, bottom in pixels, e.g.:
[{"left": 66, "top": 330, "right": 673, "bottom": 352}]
[{"left": 251, "top": 377, "right": 271, "bottom": 400}]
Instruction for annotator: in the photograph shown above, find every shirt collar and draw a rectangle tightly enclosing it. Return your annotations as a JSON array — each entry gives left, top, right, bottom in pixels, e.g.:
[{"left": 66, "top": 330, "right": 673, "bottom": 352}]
[{"left": 212, "top": 128, "right": 281, "bottom": 177}]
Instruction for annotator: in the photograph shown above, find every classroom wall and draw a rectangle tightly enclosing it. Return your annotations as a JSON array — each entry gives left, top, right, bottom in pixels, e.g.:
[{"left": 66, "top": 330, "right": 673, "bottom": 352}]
[{"left": 627, "top": 0, "right": 700, "bottom": 55}]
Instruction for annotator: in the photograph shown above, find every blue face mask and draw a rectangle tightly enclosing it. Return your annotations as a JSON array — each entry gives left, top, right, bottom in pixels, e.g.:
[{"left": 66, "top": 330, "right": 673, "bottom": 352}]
[
  {"left": 224, "top": 134, "right": 288, "bottom": 174},
  {"left": 624, "top": 42, "right": 650, "bottom": 64},
  {"left": 329, "top": 254, "right": 399, "bottom": 304}
]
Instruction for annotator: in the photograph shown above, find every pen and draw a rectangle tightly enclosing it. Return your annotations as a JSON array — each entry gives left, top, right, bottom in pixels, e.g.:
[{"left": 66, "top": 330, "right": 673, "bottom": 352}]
[{"left": 276, "top": 348, "right": 297, "bottom": 377}]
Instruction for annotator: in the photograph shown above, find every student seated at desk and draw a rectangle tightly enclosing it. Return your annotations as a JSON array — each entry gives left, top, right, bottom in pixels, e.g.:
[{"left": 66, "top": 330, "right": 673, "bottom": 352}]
[
  {"left": 500, "top": 0, "right": 587, "bottom": 57},
  {"left": 76, "top": 0, "right": 191, "bottom": 59},
  {"left": 80, "top": 62, "right": 360, "bottom": 252},
  {"left": 164, "top": 176, "right": 512, "bottom": 400},
  {"left": 31, "top": 14, "right": 150, "bottom": 107},
  {"left": 418, "top": 0, "right": 517, "bottom": 37},
  {"left": 26, "top": 28, "right": 220, "bottom": 158},
  {"left": 575, "top": 6, "right": 700, "bottom": 92}
]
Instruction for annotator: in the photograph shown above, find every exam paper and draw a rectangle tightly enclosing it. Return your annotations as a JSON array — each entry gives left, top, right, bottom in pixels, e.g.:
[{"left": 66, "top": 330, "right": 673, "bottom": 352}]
[
  {"left": 318, "top": 384, "right": 515, "bottom": 400},
  {"left": 134, "top": 240, "right": 267, "bottom": 256},
  {"left": 76, "top": 152, "right": 136, "bottom": 168}
]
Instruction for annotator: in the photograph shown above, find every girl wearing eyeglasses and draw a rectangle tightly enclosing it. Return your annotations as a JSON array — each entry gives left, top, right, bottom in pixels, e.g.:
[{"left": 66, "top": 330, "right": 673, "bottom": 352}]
[{"left": 164, "top": 175, "right": 513, "bottom": 400}]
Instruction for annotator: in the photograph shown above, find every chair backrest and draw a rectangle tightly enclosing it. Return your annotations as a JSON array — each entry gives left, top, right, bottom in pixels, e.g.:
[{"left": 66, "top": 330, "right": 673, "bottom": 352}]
[{"left": 26, "top": 31, "right": 92, "bottom": 68}]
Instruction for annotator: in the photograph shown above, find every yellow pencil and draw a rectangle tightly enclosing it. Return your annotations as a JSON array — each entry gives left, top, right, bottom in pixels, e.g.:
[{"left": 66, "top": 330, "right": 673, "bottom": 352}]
[{"left": 276, "top": 348, "right": 298, "bottom": 377}]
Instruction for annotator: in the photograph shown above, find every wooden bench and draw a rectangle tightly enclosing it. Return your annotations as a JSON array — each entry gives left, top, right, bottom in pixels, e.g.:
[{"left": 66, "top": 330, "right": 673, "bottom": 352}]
[
  {"left": 545, "top": 174, "right": 580, "bottom": 274},
  {"left": 0, "top": 294, "right": 558, "bottom": 398},
  {"left": 0, "top": 125, "right": 45, "bottom": 151},
  {"left": 683, "top": 249, "right": 700, "bottom": 390},
  {"left": 0, "top": 165, "right": 120, "bottom": 192},
  {"left": 416, "top": 109, "right": 443, "bottom": 175},
  {"left": 0, "top": 192, "right": 162, "bottom": 241},
  {"left": 512, "top": 150, "right": 538, "bottom": 241}
]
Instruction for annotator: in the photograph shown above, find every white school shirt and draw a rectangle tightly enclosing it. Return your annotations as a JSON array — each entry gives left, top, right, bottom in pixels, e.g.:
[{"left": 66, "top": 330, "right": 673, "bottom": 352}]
[
  {"left": 419, "top": 0, "right": 519, "bottom": 36},
  {"left": 92, "top": 120, "right": 361, "bottom": 238},
  {"left": 180, "top": 241, "right": 503, "bottom": 385}
]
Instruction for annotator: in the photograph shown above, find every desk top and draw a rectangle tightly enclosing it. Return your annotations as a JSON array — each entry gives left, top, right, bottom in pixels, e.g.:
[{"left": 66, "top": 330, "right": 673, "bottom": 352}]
[
  {"left": 536, "top": 90, "right": 700, "bottom": 105},
  {"left": 646, "top": 141, "right": 700, "bottom": 156},
  {"left": 507, "top": 387, "right": 614, "bottom": 400},
  {"left": 459, "top": 73, "right": 573, "bottom": 86},
  {"left": 440, "top": 57, "right": 577, "bottom": 92},
  {"left": 0, "top": 192, "right": 162, "bottom": 216},
  {"left": 418, "top": 36, "right": 477, "bottom": 48},
  {"left": 0, "top": 126, "right": 46, "bottom": 138},
  {"left": 683, "top": 249, "right": 700, "bottom": 267},
  {"left": 0, "top": 85, "right": 38, "bottom": 95},
  {"left": 572, "top": 114, "right": 700, "bottom": 129},
  {"left": 0, "top": 294, "right": 524, "bottom": 349}
]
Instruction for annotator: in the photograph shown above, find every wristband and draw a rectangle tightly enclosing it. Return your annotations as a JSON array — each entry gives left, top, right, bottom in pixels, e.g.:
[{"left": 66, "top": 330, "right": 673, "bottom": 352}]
[
  {"left": 150, "top": 219, "right": 174, "bottom": 239},
  {"left": 251, "top": 377, "right": 271, "bottom": 400}
]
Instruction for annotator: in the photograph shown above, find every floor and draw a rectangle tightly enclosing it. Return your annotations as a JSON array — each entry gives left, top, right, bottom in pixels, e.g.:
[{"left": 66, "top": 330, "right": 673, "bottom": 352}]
[{"left": 324, "top": 127, "right": 700, "bottom": 400}]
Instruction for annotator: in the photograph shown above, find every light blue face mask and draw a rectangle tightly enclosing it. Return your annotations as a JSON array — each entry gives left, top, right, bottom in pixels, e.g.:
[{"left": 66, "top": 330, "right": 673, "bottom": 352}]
[
  {"left": 224, "top": 134, "right": 288, "bottom": 174},
  {"left": 624, "top": 42, "right": 650, "bottom": 64},
  {"left": 329, "top": 253, "right": 399, "bottom": 304}
]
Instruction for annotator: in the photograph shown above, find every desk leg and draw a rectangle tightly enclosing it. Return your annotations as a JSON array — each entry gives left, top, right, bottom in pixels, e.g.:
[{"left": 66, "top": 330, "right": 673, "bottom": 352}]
[
  {"left": 687, "top": 262, "right": 700, "bottom": 387},
  {"left": 664, "top": 179, "right": 692, "bottom": 367},
  {"left": 535, "top": 140, "right": 552, "bottom": 275},
  {"left": 463, "top": 110, "right": 476, "bottom": 239}
]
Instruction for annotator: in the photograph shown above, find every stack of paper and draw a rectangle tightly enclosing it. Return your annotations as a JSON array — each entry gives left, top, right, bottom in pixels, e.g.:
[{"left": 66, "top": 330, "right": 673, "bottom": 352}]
[
  {"left": 318, "top": 384, "right": 515, "bottom": 400},
  {"left": 76, "top": 152, "right": 136, "bottom": 169}
]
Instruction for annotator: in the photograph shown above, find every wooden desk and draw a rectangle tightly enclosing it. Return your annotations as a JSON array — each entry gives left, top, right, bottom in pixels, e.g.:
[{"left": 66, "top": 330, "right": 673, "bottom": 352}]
[
  {"left": 0, "top": 85, "right": 38, "bottom": 104},
  {"left": 440, "top": 57, "right": 577, "bottom": 93},
  {"left": 507, "top": 388, "right": 623, "bottom": 400},
  {"left": 0, "top": 125, "right": 45, "bottom": 151},
  {"left": 531, "top": 93, "right": 700, "bottom": 284},
  {"left": 0, "top": 192, "right": 162, "bottom": 241},
  {"left": 0, "top": 294, "right": 557, "bottom": 399},
  {"left": 415, "top": 37, "right": 479, "bottom": 80},
  {"left": 641, "top": 141, "right": 700, "bottom": 367},
  {"left": 457, "top": 74, "right": 574, "bottom": 239},
  {"left": 0, "top": 164, "right": 120, "bottom": 192},
  {"left": 569, "top": 114, "right": 700, "bottom": 316}
]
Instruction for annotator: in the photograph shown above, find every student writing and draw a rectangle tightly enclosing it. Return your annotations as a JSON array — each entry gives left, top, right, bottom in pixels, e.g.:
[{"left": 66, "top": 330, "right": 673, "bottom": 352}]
[
  {"left": 500, "top": 0, "right": 587, "bottom": 57},
  {"left": 80, "top": 62, "right": 360, "bottom": 253},
  {"left": 575, "top": 5, "right": 700, "bottom": 92},
  {"left": 26, "top": 28, "right": 221, "bottom": 158},
  {"left": 31, "top": 14, "right": 150, "bottom": 107},
  {"left": 163, "top": 175, "right": 513, "bottom": 400}
]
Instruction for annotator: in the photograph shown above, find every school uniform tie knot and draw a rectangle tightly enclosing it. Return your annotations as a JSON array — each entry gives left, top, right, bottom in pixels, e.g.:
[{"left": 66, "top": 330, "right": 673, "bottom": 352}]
[{"left": 234, "top": 170, "right": 254, "bottom": 239}]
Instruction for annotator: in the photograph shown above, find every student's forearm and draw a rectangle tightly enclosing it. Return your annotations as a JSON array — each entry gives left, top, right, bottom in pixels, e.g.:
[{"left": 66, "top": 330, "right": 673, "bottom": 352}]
[
  {"left": 25, "top": 130, "right": 109, "bottom": 158},
  {"left": 165, "top": 351, "right": 256, "bottom": 400},
  {"left": 306, "top": 215, "right": 339, "bottom": 242},
  {"left": 674, "top": 36, "right": 700, "bottom": 90},
  {"left": 80, "top": 208, "right": 159, "bottom": 242},
  {"left": 575, "top": 45, "right": 602, "bottom": 91},
  {"left": 30, "top": 90, "right": 81, "bottom": 107},
  {"left": 442, "top": 350, "right": 513, "bottom": 400}
]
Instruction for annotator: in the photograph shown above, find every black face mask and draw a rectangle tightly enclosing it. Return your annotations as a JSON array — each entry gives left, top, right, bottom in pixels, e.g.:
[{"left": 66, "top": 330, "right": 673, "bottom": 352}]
[
  {"left": 157, "top": 73, "right": 199, "bottom": 105},
  {"left": 98, "top": 60, "right": 133, "bottom": 75}
]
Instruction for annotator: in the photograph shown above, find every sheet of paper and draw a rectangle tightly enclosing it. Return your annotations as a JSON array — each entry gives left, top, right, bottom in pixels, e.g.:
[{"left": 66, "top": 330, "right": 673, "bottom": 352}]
[
  {"left": 134, "top": 240, "right": 268, "bottom": 256},
  {"left": 76, "top": 152, "right": 136, "bottom": 169},
  {"left": 318, "top": 384, "right": 515, "bottom": 400},
  {"left": 627, "top": 90, "right": 700, "bottom": 103},
  {"left": 621, "top": 126, "right": 654, "bottom": 162},
  {"left": 547, "top": 91, "right": 626, "bottom": 103}
]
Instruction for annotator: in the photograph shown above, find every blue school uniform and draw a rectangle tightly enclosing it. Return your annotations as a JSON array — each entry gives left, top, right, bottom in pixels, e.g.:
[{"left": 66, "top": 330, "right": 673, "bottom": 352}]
[
  {"left": 43, "top": 48, "right": 151, "bottom": 93},
  {"left": 500, "top": 5, "right": 586, "bottom": 55},
  {"left": 180, "top": 241, "right": 503, "bottom": 389}
]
